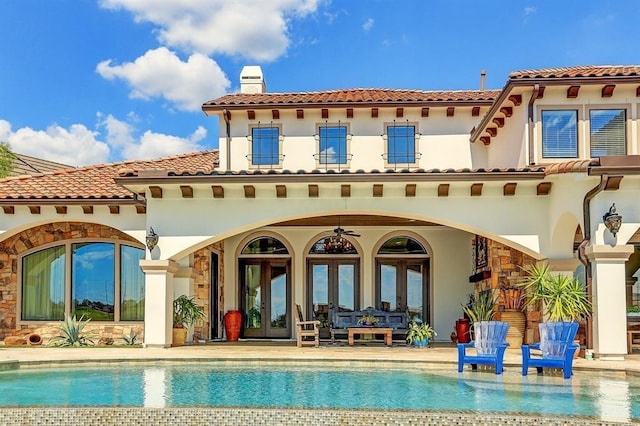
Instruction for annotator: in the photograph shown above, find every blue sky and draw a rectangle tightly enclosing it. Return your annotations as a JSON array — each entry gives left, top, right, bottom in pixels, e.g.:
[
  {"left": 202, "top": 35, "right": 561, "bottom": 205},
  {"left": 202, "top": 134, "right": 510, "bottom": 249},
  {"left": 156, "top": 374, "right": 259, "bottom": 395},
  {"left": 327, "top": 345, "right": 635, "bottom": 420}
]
[{"left": 0, "top": 1, "right": 638, "bottom": 167}]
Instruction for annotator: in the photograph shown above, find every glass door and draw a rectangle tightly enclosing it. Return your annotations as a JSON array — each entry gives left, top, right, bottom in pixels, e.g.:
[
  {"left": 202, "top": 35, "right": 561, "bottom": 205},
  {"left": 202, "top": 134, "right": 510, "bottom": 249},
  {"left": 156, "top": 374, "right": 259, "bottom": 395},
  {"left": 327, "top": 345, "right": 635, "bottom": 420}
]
[
  {"left": 240, "top": 260, "right": 291, "bottom": 338},
  {"left": 376, "top": 259, "right": 429, "bottom": 321},
  {"left": 308, "top": 259, "right": 359, "bottom": 338}
]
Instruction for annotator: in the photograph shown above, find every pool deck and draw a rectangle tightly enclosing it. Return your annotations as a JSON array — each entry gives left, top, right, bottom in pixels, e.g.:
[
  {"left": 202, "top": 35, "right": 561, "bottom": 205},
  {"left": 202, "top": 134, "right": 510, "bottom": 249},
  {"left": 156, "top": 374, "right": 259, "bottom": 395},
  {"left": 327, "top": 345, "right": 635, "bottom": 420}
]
[
  {"left": 1, "top": 340, "right": 639, "bottom": 374},
  {"left": 1, "top": 341, "right": 639, "bottom": 425}
]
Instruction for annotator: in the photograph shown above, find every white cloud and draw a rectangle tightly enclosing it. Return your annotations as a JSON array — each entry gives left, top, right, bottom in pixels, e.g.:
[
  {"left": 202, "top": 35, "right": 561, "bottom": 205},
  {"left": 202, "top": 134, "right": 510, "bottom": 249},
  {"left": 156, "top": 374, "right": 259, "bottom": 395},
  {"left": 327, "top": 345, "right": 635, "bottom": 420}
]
[
  {"left": 124, "top": 126, "right": 208, "bottom": 160},
  {"left": 97, "top": 47, "right": 230, "bottom": 112},
  {"left": 0, "top": 119, "right": 109, "bottom": 167},
  {"left": 99, "top": 0, "right": 321, "bottom": 61},
  {"left": 96, "top": 113, "right": 208, "bottom": 161},
  {"left": 0, "top": 116, "right": 210, "bottom": 167},
  {"left": 363, "top": 18, "right": 374, "bottom": 32},
  {"left": 524, "top": 7, "right": 537, "bottom": 15}
]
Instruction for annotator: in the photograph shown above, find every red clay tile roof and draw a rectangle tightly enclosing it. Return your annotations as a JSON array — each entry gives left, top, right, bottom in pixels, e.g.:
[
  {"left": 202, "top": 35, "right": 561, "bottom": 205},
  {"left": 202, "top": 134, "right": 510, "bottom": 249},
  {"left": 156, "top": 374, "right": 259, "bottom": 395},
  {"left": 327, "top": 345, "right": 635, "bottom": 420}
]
[
  {"left": 203, "top": 88, "right": 501, "bottom": 109},
  {"left": 542, "top": 160, "right": 597, "bottom": 176},
  {"left": 118, "top": 165, "right": 546, "bottom": 179},
  {"left": 509, "top": 65, "right": 640, "bottom": 80},
  {"left": 0, "top": 150, "right": 218, "bottom": 200}
]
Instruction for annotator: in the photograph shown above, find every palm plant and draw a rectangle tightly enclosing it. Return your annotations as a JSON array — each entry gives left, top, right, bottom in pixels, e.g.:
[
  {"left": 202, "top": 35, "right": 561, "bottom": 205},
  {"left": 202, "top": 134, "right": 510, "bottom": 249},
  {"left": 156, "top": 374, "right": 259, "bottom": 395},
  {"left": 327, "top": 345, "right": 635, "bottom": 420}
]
[
  {"left": 461, "top": 291, "right": 495, "bottom": 323},
  {"left": 519, "top": 263, "right": 591, "bottom": 322},
  {"left": 49, "top": 313, "right": 95, "bottom": 347},
  {"left": 405, "top": 321, "right": 437, "bottom": 345},
  {"left": 173, "top": 295, "right": 206, "bottom": 329}
]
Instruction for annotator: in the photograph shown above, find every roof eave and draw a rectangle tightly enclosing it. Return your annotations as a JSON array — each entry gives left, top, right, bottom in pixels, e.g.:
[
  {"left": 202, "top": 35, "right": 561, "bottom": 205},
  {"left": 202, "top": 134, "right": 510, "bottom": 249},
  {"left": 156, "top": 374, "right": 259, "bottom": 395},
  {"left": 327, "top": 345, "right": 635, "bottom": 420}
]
[{"left": 470, "top": 75, "right": 640, "bottom": 143}]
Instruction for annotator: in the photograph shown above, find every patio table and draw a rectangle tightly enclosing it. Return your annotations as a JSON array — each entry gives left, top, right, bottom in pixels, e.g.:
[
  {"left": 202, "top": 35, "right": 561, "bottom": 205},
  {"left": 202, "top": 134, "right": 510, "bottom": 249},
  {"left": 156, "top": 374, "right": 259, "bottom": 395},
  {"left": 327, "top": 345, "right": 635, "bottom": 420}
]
[{"left": 347, "top": 327, "right": 393, "bottom": 346}]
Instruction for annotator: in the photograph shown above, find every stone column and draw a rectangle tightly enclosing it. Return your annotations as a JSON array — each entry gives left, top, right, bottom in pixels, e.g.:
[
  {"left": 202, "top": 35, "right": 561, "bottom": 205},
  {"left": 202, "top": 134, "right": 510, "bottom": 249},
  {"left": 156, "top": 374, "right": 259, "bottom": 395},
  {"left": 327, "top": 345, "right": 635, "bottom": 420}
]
[
  {"left": 140, "top": 259, "right": 180, "bottom": 348},
  {"left": 586, "top": 244, "right": 634, "bottom": 360}
]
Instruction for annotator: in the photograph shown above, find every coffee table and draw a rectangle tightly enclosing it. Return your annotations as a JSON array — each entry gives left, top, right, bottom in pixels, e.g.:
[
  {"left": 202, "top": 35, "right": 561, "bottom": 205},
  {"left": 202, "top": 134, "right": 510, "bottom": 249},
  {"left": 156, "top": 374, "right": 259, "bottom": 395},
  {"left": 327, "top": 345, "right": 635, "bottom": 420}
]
[{"left": 347, "top": 327, "right": 393, "bottom": 346}]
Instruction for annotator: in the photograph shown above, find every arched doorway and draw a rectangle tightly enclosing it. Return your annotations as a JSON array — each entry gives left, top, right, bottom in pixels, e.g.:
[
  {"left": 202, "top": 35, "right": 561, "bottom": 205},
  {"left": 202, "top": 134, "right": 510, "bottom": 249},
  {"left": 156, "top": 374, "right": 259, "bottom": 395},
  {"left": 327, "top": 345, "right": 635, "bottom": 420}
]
[
  {"left": 306, "top": 235, "right": 360, "bottom": 339},
  {"left": 375, "top": 236, "right": 430, "bottom": 322},
  {"left": 239, "top": 236, "right": 291, "bottom": 338}
]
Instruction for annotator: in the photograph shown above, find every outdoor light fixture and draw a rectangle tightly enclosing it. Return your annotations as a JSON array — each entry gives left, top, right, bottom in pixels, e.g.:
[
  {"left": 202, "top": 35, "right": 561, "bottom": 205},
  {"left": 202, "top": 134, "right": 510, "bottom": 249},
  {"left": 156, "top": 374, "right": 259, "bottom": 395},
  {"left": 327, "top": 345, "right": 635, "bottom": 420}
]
[
  {"left": 603, "top": 203, "right": 622, "bottom": 237},
  {"left": 146, "top": 227, "right": 159, "bottom": 251}
]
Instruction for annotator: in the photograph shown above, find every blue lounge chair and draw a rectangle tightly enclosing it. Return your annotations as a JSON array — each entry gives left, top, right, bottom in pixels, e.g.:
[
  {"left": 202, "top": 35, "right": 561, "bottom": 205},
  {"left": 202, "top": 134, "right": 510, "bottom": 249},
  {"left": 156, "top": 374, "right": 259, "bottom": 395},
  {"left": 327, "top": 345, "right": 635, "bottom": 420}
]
[
  {"left": 457, "top": 321, "right": 510, "bottom": 375},
  {"left": 521, "top": 321, "right": 579, "bottom": 379}
]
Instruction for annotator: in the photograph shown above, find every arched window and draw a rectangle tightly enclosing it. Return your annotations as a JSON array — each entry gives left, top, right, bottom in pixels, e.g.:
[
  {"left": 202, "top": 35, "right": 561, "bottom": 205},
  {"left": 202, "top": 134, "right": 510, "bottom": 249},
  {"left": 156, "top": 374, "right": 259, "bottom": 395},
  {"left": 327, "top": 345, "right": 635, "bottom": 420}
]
[
  {"left": 308, "top": 236, "right": 358, "bottom": 255},
  {"left": 241, "top": 237, "right": 289, "bottom": 255},
  {"left": 376, "top": 236, "right": 429, "bottom": 321},
  {"left": 377, "top": 236, "right": 427, "bottom": 255},
  {"left": 21, "top": 241, "right": 145, "bottom": 322}
]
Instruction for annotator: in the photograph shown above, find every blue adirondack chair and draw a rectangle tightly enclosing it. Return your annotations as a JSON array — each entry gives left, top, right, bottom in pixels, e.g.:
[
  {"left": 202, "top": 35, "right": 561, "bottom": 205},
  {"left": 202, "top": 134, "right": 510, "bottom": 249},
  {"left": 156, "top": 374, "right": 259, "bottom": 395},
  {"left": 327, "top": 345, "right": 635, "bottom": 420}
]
[
  {"left": 457, "top": 321, "right": 510, "bottom": 375},
  {"left": 521, "top": 321, "right": 579, "bottom": 379}
]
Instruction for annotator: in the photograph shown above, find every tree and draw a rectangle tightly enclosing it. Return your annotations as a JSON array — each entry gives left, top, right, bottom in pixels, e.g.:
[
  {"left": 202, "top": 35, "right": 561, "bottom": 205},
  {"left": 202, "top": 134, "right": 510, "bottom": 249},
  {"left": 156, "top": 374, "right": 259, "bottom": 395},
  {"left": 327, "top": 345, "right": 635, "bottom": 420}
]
[{"left": 0, "top": 142, "right": 14, "bottom": 178}]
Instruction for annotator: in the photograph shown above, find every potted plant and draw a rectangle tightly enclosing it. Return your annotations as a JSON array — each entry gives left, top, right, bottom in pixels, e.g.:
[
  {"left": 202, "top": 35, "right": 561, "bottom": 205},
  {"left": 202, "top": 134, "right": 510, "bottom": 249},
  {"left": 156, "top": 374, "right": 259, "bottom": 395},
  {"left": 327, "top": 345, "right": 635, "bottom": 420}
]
[
  {"left": 357, "top": 312, "right": 380, "bottom": 327},
  {"left": 518, "top": 263, "right": 591, "bottom": 358},
  {"left": 460, "top": 290, "right": 495, "bottom": 341},
  {"left": 519, "top": 263, "right": 591, "bottom": 323},
  {"left": 406, "top": 321, "right": 437, "bottom": 347},
  {"left": 173, "top": 295, "right": 206, "bottom": 346},
  {"left": 500, "top": 287, "right": 526, "bottom": 348}
]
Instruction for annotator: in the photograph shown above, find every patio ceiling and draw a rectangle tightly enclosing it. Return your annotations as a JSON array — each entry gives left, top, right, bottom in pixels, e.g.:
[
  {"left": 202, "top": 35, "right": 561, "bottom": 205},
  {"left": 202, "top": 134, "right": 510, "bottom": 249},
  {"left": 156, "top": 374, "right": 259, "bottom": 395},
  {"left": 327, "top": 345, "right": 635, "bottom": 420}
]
[{"left": 271, "top": 214, "right": 438, "bottom": 228}]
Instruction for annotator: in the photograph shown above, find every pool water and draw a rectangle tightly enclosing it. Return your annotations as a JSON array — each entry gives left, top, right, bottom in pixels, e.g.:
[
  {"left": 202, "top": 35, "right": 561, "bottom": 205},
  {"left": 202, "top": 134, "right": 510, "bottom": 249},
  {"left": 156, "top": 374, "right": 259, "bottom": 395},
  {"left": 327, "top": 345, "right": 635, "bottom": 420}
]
[{"left": 0, "top": 364, "right": 637, "bottom": 422}]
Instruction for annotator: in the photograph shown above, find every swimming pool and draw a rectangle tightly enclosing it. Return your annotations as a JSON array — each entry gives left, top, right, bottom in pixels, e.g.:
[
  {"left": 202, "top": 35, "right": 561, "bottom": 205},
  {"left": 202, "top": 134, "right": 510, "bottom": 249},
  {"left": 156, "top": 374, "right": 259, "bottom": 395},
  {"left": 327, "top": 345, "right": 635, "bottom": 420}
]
[{"left": 0, "top": 364, "right": 637, "bottom": 423}]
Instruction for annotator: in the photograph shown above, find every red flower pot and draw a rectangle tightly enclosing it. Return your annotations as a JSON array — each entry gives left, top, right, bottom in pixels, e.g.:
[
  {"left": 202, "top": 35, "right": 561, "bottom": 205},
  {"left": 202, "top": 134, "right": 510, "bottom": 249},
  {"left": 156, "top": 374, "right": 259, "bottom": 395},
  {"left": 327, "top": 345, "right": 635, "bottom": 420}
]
[{"left": 456, "top": 318, "right": 471, "bottom": 343}]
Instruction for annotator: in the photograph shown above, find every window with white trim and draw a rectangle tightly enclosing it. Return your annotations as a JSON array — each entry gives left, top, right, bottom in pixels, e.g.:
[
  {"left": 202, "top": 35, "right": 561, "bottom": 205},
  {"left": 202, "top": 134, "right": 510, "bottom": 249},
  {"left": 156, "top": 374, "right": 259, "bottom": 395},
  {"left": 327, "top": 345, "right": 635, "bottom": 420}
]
[
  {"left": 383, "top": 122, "right": 420, "bottom": 167},
  {"left": 542, "top": 110, "right": 578, "bottom": 158},
  {"left": 314, "top": 122, "right": 352, "bottom": 169},
  {"left": 248, "top": 125, "right": 283, "bottom": 168},
  {"left": 590, "top": 109, "right": 626, "bottom": 157}
]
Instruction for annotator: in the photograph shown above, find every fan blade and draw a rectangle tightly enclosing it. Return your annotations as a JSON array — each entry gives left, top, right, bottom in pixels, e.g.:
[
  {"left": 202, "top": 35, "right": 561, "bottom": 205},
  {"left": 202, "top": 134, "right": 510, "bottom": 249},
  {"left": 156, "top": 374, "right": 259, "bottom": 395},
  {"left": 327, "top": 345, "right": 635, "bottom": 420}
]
[{"left": 344, "top": 230, "right": 360, "bottom": 237}]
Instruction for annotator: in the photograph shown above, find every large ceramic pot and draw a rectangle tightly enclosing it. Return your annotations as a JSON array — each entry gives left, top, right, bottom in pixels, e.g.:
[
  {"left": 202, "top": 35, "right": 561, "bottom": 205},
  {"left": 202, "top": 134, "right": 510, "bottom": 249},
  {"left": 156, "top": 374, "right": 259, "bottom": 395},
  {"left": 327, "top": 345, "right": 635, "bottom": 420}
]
[
  {"left": 501, "top": 310, "right": 526, "bottom": 348},
  {"left": 224, "top": 310, "right": 242, "bottom": 342}
]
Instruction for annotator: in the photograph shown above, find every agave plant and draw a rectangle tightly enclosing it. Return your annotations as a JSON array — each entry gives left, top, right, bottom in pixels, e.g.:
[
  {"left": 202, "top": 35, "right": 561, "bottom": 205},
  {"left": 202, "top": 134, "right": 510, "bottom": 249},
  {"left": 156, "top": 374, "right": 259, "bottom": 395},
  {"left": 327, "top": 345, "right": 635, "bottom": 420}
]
[
  {"left": 519, "top": 263, "right": 591, "bottom": 322},
  {"left": 123, "top": 329, "right": 138, "bottom": 346},
  {"left": 461, "top": 290, "right": 495, "bottom": 323},
  {"left": 49, "top": 313, "right": 95, "bottom": 347}
]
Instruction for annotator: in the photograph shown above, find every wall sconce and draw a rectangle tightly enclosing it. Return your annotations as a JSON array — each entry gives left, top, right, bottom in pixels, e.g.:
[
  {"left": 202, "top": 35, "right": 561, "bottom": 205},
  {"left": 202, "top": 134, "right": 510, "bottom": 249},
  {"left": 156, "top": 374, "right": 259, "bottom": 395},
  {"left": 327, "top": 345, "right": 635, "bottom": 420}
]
[
  {"left": 603, "top": 203, "right": 622, "bottom": 237},
  {"left": 146, "top": 227, "right": 159, "bottom": 251}
]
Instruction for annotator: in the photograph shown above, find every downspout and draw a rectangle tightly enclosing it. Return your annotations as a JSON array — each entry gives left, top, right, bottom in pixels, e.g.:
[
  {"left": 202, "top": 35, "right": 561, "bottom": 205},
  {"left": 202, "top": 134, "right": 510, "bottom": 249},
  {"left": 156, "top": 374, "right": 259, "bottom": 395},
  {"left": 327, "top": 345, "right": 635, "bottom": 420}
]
[
  {"left": 527, "top": 84, "right": 541, "bottom": 165},
  {"left": 223, "top": 109, "right": 231, "bottom": 171},
  {"left": 577, "top": 174, "right": 609, "bottom": 350}
]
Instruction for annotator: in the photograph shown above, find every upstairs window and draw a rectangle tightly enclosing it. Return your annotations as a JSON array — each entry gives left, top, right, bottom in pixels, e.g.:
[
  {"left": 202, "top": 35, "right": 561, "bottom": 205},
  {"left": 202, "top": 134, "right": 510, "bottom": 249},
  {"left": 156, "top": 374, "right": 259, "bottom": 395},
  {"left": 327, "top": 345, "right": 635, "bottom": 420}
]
[
  {"left": 317, "top": 125, "right": 349, "bottom": 165},
  {"left": 542, "top": 110, "right": 578, "bottom": 158},
  {"left": 248, "top": 125, "right": 282, "bottom": 167},
  {"left": 590, "top": 109, "right": 626, "bottom": 157},
  {"left": 383, "top": 122, "right": 420, "bottom": 167}
]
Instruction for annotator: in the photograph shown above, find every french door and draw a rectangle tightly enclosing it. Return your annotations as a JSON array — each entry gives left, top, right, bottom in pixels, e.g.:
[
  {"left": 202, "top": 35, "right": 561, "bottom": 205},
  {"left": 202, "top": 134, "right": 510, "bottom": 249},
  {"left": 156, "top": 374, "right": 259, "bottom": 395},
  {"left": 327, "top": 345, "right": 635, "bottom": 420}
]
[
  {"left": 240, "top": 259, "right": 291, "bottom": 338},
  {"left": 307, "top": 259, "right": 359, "bottom": 338},
  {"left": 376, "top": 259, "right": 429, "bottom": 321}
]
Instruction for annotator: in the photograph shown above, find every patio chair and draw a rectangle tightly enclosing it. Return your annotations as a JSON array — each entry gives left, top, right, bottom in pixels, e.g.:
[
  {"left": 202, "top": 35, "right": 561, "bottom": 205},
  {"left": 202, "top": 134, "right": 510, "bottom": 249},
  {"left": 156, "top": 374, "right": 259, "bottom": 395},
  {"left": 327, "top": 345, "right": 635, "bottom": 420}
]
[
  {"left": 457, "top": 321, "right": 510, "bottom": 375},
  {"left": 295, "top": 304, "right": 320, "bottom": 348},
  {"left": 521, "top": 321, "right": 579, "bottom": 379}
]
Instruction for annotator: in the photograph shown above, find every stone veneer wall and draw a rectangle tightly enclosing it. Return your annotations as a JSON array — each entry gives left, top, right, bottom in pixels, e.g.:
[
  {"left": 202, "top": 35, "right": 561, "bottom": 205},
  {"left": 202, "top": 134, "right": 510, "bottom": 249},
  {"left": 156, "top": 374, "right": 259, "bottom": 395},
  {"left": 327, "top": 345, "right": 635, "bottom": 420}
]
[
  {"left": 0, "top": 222, "right": 144, "bottom": 344},
  {"left": 473, "top": 239, "right": 541, "bottom": 344},
  {"left": 191, "top": 242, "right": 224, "bottom": 340}
]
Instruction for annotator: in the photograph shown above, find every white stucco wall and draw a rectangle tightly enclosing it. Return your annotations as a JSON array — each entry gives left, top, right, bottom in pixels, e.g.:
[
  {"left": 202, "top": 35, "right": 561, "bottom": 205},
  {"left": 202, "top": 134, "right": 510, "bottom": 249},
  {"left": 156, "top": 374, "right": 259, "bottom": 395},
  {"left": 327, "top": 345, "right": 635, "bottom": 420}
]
[{"left": 216, "top": 107, "right": 484, "bottom": 172}]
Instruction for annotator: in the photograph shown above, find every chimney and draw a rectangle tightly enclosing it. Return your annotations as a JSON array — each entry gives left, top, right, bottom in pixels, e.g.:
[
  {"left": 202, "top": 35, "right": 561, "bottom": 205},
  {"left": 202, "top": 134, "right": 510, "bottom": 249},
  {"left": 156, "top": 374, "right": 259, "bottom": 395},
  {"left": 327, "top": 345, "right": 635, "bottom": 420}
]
[
  {"left": 480, "top": 69, "right": 486, "bottom": 91},
  {"left": 240, "top": 65, "right": 266, "bottom": 94}
]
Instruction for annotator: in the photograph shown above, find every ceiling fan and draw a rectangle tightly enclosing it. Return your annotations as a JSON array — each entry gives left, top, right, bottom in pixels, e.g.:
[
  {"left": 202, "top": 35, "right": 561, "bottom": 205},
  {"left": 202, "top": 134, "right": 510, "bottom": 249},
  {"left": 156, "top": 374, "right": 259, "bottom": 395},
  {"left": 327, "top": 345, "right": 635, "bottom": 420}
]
[{"left": 332, "top": 217, "right": 360, "bottom": 238}]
